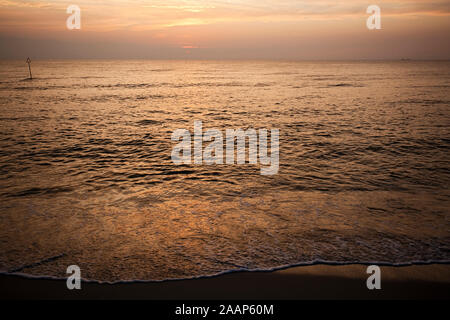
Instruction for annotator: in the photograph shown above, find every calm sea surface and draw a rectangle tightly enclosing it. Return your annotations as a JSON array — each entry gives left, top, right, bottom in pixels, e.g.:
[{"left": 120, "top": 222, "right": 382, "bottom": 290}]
[{"left": 0, "top": 60, "right": 449, "bottom": 281}]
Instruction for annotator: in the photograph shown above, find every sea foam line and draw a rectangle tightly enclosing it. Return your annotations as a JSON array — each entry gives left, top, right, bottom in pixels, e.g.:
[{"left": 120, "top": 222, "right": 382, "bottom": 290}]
[{"left": 1, "top": 259, "right": 449, "bottom": 285}]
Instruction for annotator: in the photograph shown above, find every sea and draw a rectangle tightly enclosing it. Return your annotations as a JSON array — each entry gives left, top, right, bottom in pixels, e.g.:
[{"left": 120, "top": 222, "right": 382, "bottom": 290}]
[{"left": 0, "top": 60, "right": 449, "bottom": 282}]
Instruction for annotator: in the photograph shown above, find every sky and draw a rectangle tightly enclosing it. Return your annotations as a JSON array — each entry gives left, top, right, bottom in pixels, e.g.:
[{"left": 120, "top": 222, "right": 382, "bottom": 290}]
[{"left": 0, "top": 0, "right": 449, "bottom": 59}]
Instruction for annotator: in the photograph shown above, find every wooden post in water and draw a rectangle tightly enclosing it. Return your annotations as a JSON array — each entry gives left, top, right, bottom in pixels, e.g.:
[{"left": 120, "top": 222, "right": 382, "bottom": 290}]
[{"left": 26, "top": 57, "right": 32, "bottom": 79}]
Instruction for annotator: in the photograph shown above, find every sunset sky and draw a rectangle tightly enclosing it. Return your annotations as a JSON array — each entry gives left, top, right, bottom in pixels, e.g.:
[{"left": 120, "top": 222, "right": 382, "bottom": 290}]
[{"left": 0, "top": 0, "right": 449, "bottom": 59}]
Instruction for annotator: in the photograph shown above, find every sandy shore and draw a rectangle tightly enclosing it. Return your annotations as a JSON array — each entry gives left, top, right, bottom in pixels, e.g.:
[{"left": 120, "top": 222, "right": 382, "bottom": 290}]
[{"left": 1, "top": 264, "right": 449, "bottom": 300}]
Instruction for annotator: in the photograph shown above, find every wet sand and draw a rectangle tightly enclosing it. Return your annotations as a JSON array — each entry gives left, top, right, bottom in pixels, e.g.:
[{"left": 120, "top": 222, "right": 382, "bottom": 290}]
[{"left": 1, "top": 264, "right": 449, "bottom": 300}]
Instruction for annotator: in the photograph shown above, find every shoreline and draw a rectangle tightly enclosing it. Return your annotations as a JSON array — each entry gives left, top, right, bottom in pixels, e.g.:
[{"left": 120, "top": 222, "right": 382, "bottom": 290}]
[{"left": 1, "top": 264, "right": 449, "bottom": 300}]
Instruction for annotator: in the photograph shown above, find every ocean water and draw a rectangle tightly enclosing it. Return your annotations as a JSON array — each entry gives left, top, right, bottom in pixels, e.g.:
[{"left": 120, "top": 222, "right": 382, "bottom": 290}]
[{"left": 0, "top": 60, "right": 449, "bottom": 282}]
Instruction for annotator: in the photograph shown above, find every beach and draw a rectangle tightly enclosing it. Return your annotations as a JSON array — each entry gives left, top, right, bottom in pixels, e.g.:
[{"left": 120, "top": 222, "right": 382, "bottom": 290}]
[
  {"left": 2, "top": 264, "right": 449, "bottom": 300},
  {"left": 1, "top": 0, "right": 449, "bottom": 304}
]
